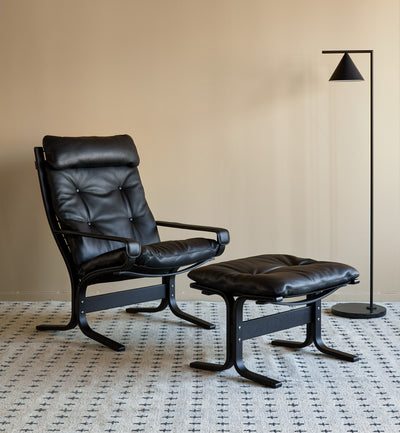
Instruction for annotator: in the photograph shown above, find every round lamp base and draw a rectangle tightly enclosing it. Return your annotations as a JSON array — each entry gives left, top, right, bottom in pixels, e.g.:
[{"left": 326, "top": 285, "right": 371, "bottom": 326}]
[{"left": 331, "top": 302, "right": 386, "bottom": 319}]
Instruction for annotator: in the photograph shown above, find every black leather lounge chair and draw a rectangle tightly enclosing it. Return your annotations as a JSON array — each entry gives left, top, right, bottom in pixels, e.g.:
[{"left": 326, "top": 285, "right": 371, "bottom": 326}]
[{"left": 35, "top": 135, "right": 229, "bottom": 351}]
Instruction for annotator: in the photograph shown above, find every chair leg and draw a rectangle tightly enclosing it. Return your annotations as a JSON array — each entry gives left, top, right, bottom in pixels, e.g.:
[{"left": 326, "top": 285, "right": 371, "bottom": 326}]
[
  {"left": 78, "top": 313, "right": 125, "bottom": 352},
  {"left": 77, "top": 282, "right": 125, "bottom": 352},
  {"left": 36, "top": 279, "right": 79, "bottom": 332},
  {"left": 166, "top": 276, "right": 215, "bottom": 330}
]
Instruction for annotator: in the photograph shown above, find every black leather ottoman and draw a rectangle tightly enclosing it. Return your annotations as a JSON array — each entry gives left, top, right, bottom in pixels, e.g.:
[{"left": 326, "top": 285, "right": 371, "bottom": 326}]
[{"left": 188, "top": 254, "right": 360, "bottom": 387}]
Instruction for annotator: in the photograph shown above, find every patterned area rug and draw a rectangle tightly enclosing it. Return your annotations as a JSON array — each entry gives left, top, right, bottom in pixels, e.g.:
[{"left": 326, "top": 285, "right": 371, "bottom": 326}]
[{"left": 0, "top": 301, "right": 399, "bottom": 433}]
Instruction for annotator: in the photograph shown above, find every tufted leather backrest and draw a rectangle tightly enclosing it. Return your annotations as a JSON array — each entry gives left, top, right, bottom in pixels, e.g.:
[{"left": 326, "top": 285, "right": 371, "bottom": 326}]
[{"left": 42, "top": 135, "right": 160, "bottom": 265}]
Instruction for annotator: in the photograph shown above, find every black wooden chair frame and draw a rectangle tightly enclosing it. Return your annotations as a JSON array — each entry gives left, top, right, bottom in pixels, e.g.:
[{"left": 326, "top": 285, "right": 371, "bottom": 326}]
[{"left": 35, "top": 146, "right": 229, "bottom": 351}]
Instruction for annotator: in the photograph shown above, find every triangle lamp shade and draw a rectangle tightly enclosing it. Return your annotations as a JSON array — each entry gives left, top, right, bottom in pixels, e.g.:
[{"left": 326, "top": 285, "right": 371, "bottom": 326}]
[{"left": 329, "top": 52, "right": 364, "bottom": 81}]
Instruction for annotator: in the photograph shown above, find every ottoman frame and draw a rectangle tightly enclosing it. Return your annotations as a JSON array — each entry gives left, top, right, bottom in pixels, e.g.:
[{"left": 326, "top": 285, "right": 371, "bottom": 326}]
[{"left": 190, "top": 284, "right": 359, "bottom": 388}]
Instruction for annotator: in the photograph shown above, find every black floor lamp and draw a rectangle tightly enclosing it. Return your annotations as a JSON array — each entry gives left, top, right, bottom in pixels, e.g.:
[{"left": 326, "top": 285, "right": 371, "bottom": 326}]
[{"left": 322, "top": 49, "right": 386, "bottom": 319}]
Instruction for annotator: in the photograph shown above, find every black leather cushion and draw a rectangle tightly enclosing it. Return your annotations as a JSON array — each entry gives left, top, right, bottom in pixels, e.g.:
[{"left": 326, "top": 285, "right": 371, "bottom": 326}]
[
  {"left": 79, "top": 247, "right": 128, "bottom": 276},
  {"left": 80, "top": 238, "right": 219, "bottom": 276},
  {"left": 43, "top": 135, "right": 139, "bottom": 169},
  {"left": 43, "top": 135, "right": 159, "bottom": 265},
  {"left": 188, "top": 254, "right": 359, "bottom": 298},
  {"left": 136, "top": 238, "right": 219, "bottom": 270}
]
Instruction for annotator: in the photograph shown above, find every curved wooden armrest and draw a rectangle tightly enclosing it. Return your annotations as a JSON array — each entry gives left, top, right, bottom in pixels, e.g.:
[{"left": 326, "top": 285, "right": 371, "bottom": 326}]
[{"left": 155, "top": 220, "right": 230, "bottom": 246}]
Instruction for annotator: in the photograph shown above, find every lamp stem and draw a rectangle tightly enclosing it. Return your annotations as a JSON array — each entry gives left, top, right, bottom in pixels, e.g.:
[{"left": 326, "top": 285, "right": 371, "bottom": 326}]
[{"left": 369, "top": 50, "right": 374, "bottom": 311}]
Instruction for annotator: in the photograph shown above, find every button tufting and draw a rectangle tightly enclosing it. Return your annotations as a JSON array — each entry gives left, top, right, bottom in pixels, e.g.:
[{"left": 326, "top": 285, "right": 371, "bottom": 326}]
[
  {"left": 118, "top": 186, "right": 123, "bottom": 191},
  {"left": 76, "top": 188, "right": 80, "bottom": 193},
  {"left": 129, "top": 217, "right": 133, "bottom": 222},
  {"left": 87, "top": 222, "right": 92, "bottom": 226}
]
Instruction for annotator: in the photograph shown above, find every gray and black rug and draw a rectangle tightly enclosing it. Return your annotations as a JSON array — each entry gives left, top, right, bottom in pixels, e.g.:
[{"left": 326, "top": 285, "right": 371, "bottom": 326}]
[{"left": 0, "top": 301, "right": 399, "bottom": 432}]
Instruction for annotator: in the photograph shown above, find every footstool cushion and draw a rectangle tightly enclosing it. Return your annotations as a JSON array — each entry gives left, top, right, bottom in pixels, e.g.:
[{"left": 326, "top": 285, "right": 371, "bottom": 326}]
[{"left": 188, "top": 254, "right": 359, "bottom": 299}]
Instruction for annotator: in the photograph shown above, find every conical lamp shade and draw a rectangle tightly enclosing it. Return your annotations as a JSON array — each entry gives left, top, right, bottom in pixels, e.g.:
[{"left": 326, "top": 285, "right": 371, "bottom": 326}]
[{"left": 329, "top": 53, "right": 364, "bottom": 81}]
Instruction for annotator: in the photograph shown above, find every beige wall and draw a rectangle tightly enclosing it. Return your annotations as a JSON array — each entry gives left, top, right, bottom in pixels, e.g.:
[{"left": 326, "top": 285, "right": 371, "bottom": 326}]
[{"left": 0, "top": 0, "right": 399, "bottom": 302}]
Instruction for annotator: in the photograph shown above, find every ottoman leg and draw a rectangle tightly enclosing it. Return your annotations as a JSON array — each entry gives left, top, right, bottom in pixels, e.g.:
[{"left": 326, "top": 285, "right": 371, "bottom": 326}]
[
  {"left": 272, "top": 300, "right": 359, "bottom": 362},
  {"left": 271, "top": 296, "right": 314, "bottom": 349},
  {"left": 191, "top": 294, "right": 358, "bottom": 387},
  {"left": 233, "top": 298, "right": 282, "bottom": 388},
  {"left": 312, "top": 301, "right": 359, "bottom": 362},
  {"left": 191, "top": 294, "right": 281, "bottom": 387},
  {"left": 190, "top": 292, "right": 235, "bottom": 371},
  {"left": 271, "top": 333, "right": 313, "bottom": 349}
]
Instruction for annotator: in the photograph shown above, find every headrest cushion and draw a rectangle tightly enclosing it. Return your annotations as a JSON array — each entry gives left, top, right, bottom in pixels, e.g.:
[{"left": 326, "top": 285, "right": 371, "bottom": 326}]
[{"left": 43, "top": 135, "right": 140, "bottom": 169}]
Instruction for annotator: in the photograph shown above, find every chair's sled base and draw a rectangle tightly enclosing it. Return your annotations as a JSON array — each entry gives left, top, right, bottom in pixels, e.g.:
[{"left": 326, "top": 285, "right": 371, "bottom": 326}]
[{"left": 37, "top": 275, "right": 214, "bottom": 351}]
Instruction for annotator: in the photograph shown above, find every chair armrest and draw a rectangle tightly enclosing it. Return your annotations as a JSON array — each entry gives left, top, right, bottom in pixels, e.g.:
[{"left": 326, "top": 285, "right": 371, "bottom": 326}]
[
  {"left": 54, "top": 229, "right": 142, "bottom": 258},
  {"left": 155, "top": 221, "right": 230, "bottom": 246}
]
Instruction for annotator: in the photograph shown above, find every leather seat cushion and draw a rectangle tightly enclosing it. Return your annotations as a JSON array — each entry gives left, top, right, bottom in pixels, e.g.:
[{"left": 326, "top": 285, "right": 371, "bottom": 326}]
[
  {"left": 188, "top": 254, "right": 359, "bottom": 299},
  {"left": 80, "top": 238, "right": 219, "bottom": 276},
  {"left": 136, "top": 238, "right": 219, "bottom": 270}
]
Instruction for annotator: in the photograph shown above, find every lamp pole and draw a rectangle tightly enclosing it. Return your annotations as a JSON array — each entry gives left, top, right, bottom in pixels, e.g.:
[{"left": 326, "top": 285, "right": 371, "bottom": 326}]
[{"left": 322, "top": 50, "right": 386, "bottom": 318}]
